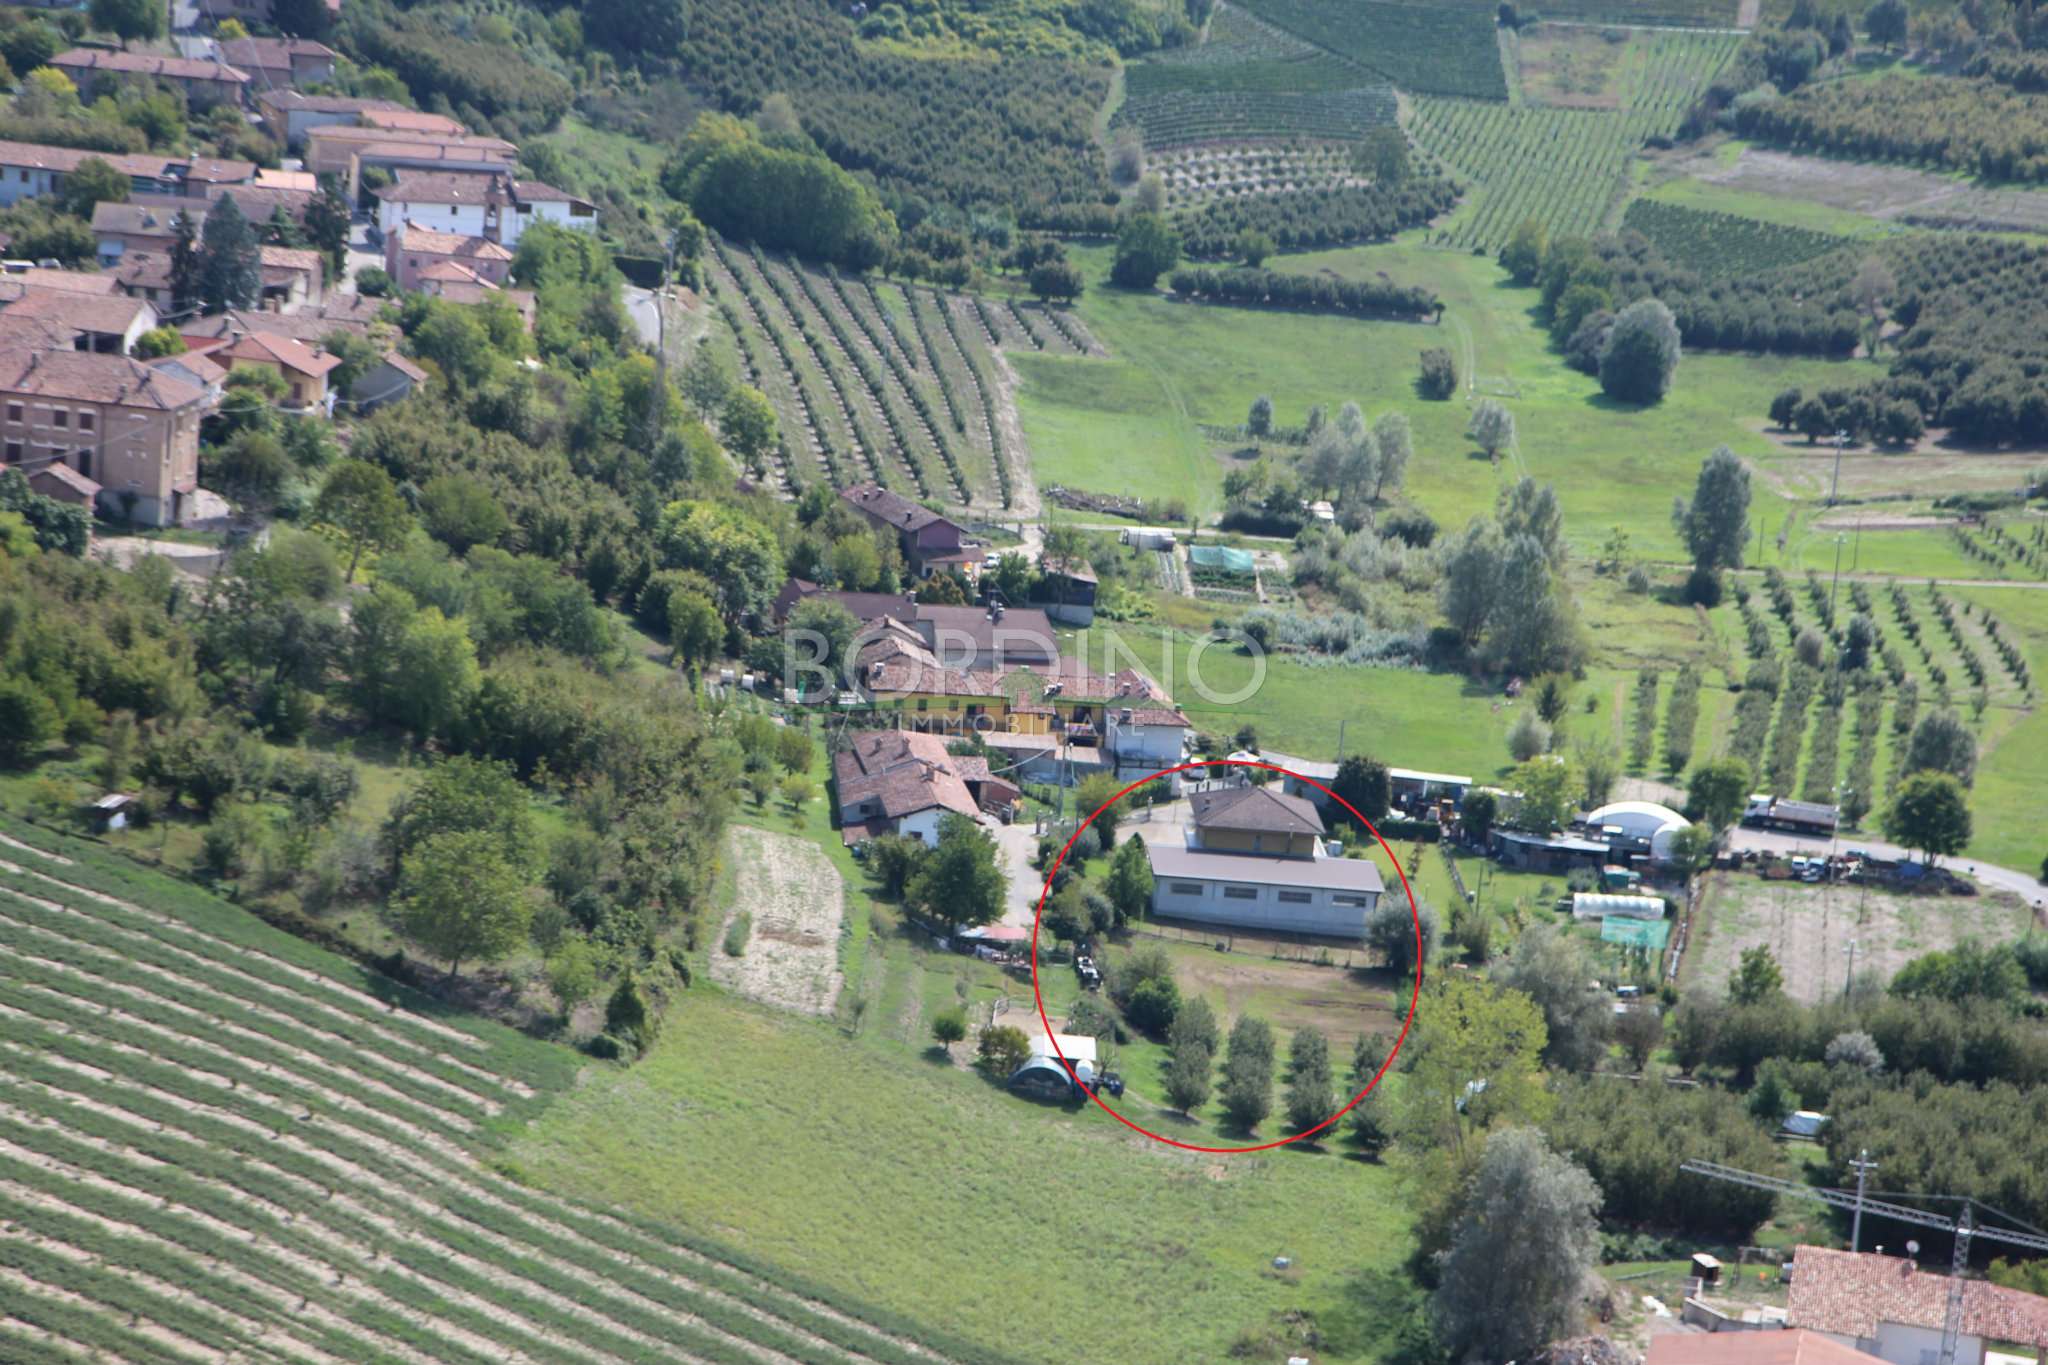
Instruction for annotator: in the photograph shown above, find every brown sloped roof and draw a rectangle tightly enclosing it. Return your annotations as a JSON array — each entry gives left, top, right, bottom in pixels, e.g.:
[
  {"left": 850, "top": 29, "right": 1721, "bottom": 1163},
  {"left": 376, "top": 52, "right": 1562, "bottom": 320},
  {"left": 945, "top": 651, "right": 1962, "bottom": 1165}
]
[
  {"left": 1189, "top": 785, "right": 1326, "bottom": 836},
  {"left": 1646, "top": 1331, "right": 1886, "bottom": 1365},
  {"left": 52, "top": 48, "right": 250, "bottom": 83},
  {"left": 1789, "top": 1246, "right": 2048, "bottom": 1349},
  {"left": 0, "top": 348, "right": 203, "bottom": 410},
  {"left": 832, "top": 730, "right": 981, "bottom": 823},
  {"left": 218, "top": 331, "right": 341, "bottom": 378},
  {"left": 840, "top": 481, "right": 957, "bottom": 535}
]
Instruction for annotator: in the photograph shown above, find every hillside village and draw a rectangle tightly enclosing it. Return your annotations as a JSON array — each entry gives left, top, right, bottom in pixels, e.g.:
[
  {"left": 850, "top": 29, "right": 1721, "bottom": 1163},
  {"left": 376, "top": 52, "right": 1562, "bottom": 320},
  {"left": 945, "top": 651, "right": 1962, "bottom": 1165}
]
[{"left": 3, "top": 0, "right": 2048, "bottom": 1360}]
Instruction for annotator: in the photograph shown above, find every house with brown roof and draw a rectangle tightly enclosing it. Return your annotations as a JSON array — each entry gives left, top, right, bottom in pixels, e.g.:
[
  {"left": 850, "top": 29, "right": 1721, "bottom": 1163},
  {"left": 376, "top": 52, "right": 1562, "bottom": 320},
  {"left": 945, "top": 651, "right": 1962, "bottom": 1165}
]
[
  {"left": 831, "top": 729, "right": 990, "bottom": 847},
  {"left": 181, "top": 303, "right": 377, "bottom": 347},
  {"left": 1145, "top": 779, "right": 1385, "bottom": 935},
  {"left": 914, "top": 603, "right": 1058, "bottom": 672},
  {"left": 255, "top": 91, "right": 414, "bottom": 150},
  {"left": 257, "top": 245, "right": 325, "bottom": 313},
  {"left": 50, "top": 48, "right": 250, "bottom": 109},
  {"left": 216, "top": 37, "right": 336, "bottom": 92},
  {"left": 307, "top": 127, "right": 517, "bottom": 198},
  {"left": 372, "top": 170, "right": 594, "bottom": 250},
  {"left": 384, "top": 219, "right": 513, "bottom": 291},
  {"left": 0, "top": 287, "right": 157, "bottom": 355},
  {"left": 0, "top": 141, "right": 256, "bottom": 210},
  {"left": 1789, "top": 1246, "right": 2048, "bottom": 1365},
  {"left": 209, "top": 331, "right": 341, "bottom": 411},
  {"left": 839, "top": 481, "right": 966, "bottom": 576},
  {"left": 0, "top": 348, "right": 206, "bottom": 525},
  {"left": 93, "top": 187, "right": 312, "bottom": 266}
]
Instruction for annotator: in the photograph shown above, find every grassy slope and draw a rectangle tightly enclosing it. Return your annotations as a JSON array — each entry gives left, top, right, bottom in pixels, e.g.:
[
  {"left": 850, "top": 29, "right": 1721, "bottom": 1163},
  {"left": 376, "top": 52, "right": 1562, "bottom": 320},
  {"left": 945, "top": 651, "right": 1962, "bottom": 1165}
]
[
  {"left": 1021, "top": 243, "right": 1885, "bottom": 555},
  {"left": 511, "top": 977, "right": 1417, "bottom": 1365}
]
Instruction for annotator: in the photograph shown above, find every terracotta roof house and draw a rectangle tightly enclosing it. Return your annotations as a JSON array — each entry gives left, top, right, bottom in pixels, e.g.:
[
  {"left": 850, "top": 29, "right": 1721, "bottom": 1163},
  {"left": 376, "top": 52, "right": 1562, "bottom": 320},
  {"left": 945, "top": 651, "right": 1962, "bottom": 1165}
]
[
  {"left": 0, "top": 348, "right": 206, "bottom": 525},
  {"left": 50, "top": 48, "right": 250, "bottom": 108},
  {"left": 181, "top": 305, "right": 376, "bottom": 347},
  {"left": 308, "top": 128, "right": 516, "bottom": 198},
  {"left": 255, "top": 90, "right": 411, "bottom": 150},
  {"left": 1, "top": 288, "right": 157, "bottom": 355},
  {"left": 384, "top": 220, "right": 514, "bottom": 291},
  {"left": 372, "top": 170, "right": 595, "bottom": 250},
  {"left": 213, "top": 331, "right": 341, "bottom": 411},
  {"left": 26, "top": 458, "right": 100, "bottom": 508},
  {"left": 0, "top": 142, "right": 255, "bottom": 211},
  {"left": 3, "top": 268, "right": 118, "bottom": 296},
  {"left": 93, "top": 188, "right": 312, "bottom": 266},
  {"left": 359, "top": 108, "right": 470, "bottom": 137},
  {"left": 217, "top": 36, "right": 337, "bottom": 91},
  {"left": 832, "top": 729, "right": 984, "bottom": 846},
  {"left": 1646, "top": 1331, "right": 1887, "bottom": 1365},
  {"left": 257, "top": 245, "right": 325, "bottom": 313},
  {"left": 1789, "top": 1246, "right": 2048, "bottom": 1365},
  {"left": 839, "top": 481, "right": 966, "bottom": 575}
]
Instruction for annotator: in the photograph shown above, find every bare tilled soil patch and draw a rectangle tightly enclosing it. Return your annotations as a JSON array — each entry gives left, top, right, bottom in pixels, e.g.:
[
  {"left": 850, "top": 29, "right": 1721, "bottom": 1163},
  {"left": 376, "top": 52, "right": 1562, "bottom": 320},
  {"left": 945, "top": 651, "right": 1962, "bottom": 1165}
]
[
  {"left": 1697, "top": 147, "right": 2048, "bottom": 227},
  {"left": 711, "top": 825, "right": 845, "bottom": 1018}
]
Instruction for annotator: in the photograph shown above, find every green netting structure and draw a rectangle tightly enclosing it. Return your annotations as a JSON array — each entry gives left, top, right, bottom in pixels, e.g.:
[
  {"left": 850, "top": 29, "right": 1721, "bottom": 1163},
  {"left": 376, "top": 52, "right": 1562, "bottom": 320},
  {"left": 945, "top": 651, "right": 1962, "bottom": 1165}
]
[
  {"left": 1601, "top": 917, "right": 1672, "bottom": 950},
  {"left": 1189, "top": 545, "right": 1256, "bottom": 575}
]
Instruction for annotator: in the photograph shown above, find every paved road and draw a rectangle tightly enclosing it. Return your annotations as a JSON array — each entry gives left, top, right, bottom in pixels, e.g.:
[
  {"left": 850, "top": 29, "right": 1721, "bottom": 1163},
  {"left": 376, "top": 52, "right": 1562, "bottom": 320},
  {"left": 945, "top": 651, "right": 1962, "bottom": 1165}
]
[{"left": 1725, "top": 826, "right": 2046, "bottom": 909}]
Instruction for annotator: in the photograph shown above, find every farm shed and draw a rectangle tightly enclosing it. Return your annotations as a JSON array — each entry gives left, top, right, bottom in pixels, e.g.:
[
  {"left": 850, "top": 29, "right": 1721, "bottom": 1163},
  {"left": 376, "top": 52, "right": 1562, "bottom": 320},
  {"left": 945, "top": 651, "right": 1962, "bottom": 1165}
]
[
  {"left": 1781, "top": 1111, "right": 1829, "bottom": 1140},
  {"left": 1147, "top": 844, "right": 1384, "bottom": 936},
  {"left": 1493, "top": 830, "right": 1610, "bottom": 872},
  {"left": 87, "top": 793, "right": 138, "bottom": 831}
]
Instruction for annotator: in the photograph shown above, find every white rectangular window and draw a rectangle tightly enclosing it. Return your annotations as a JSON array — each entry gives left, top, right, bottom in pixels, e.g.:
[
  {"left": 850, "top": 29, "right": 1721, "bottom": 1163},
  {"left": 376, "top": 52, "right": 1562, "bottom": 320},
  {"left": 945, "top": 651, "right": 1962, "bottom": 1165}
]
[
  {"left": 1168, "top": 882, "right": 1204, "bottom": 896},
  {"left": 1222, "top": 886, "right": 1258, "bottom": 901}
]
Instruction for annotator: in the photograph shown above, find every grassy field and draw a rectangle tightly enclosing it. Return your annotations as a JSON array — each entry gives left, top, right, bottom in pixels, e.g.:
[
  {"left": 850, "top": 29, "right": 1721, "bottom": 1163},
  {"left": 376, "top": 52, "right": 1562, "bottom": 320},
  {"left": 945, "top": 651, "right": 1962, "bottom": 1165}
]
[
  {"left": 511, "top": 970, "right": 1420, "bottom": 1364},
  {"left": 1025, "top": 244, "right": 1884, "bottom": 553},
  {"left": 0, "top": 817, "right": 1001, "bottom": 1365}
]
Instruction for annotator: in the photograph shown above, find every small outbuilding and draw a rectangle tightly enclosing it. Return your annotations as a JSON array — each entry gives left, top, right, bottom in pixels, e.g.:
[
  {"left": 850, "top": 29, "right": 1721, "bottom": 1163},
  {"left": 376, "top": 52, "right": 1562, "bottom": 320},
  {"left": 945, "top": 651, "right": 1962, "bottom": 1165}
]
[
  {"left": 1570, "top": 892, "right": 1667, "bottom": 922},
  {"left": 1584, "top": 800, "right": 1690, "bottom": 864},
  {"left": 1781, "top": 1110, "right": 1830, "bottom": 1140},
  {"left": 87, "top": 792, "right": 139, "bottom": 831}
]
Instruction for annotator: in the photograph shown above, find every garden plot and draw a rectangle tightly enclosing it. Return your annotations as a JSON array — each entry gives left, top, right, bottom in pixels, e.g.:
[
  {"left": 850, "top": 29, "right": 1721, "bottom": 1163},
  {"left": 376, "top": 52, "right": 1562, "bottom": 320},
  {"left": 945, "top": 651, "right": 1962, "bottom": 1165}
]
[
  {"left": 712, "top": 824, "right": 847, "bottom": 1018},
  {"left": 0, "top": 818, "right": 998, "bottom": 1365},
  {"left": 1685, "top": 873, "right": 2036, "bottom": 1004}
]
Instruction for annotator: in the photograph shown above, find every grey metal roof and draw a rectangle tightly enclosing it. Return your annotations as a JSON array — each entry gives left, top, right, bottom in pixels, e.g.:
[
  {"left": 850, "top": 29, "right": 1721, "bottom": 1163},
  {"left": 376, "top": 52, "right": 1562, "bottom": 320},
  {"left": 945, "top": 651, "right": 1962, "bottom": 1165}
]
[{"left": 1147, "top": 845, "right": 1385, "bottom": 892}]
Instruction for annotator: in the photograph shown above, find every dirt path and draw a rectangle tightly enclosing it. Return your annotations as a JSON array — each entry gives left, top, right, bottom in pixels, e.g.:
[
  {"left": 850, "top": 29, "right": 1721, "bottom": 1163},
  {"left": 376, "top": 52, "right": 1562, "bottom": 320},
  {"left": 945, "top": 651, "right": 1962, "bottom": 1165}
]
[{"left": 710, "top": 825, "right": 846, "bottom": 1018}]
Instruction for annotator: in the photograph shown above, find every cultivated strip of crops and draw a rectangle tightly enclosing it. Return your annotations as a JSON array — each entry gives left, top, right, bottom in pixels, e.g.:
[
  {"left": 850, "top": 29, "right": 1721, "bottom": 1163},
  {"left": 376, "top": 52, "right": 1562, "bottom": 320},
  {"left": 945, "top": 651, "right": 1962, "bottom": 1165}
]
[
  {"left": 1411, "top": 28, "right": 1739, "bottom": 249},
  {"left": 1620, "top": 199, "right": 1852, "bottom": 275},
  {"left": 1116, "top": 87, "right": 1398, "bottom": 148},
  {"left": 0, "top": 821, "right": 1013, "bottom": 1365},
  {"left": 1232, "top": 0, "right": 1509, "bottom": 100}
]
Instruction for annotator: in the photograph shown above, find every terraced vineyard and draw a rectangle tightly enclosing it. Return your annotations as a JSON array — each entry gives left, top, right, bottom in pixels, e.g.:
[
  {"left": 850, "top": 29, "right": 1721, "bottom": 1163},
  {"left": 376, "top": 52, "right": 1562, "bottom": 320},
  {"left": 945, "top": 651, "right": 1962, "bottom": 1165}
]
[
  {"left": 1411, "top": 28, "right": 1739, "bottom": 250},
  {"left": 1620, "top": 199, "right": 1851, "bottom": 276},
  {"left": 1232, "top": 0, "right": 1509, "bottom": 100},
  {"left": 705, "top": 240, "right": 1097, "bottom": 510},
  {"left": 0, "top": 820, "right": 1007, "bottom": 1365}
]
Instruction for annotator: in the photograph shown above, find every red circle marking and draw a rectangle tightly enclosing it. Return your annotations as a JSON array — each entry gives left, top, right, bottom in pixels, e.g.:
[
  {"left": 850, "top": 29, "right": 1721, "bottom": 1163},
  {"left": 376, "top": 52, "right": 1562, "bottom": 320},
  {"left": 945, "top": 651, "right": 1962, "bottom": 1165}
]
[{"left": 1028, "top": 758, "right": 1423, "bottom": 1153}]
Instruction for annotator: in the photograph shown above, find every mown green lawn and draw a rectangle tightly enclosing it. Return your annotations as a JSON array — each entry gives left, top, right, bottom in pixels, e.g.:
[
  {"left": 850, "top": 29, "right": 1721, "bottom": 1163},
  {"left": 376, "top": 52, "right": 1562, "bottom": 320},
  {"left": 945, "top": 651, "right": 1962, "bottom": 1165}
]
[
  {"left": 510, "top": 983, "right": 1419, "bottom": 1365},
  {"left": 1024, "top": 243, "right": 1886, "bottom": 558}
]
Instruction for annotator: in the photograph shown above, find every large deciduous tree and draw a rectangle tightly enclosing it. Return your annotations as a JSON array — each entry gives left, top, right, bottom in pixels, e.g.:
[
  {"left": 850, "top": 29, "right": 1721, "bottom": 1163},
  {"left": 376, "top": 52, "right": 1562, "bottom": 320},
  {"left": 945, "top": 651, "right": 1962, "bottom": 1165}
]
[
  {"left": 1432, "top": 1128, "right": 1600, "bottom": 1365},
  {"left": 1599, "top": 298, "right": 1682, "bottom": 403},
  {"left": 1285, "top": 1026, "right": 1336, "bottom": 1135},
  {"left": 91, "top": 0, "right": 163, "bottom": 47},
  {"left": 1903, "top": 708, "right": 1977, "bottom": 787},
  {"left": 399, "top": 830, "right": 532, "bottom": 977},
  {"left": 1502, "top": 923, "right": 1613, "bottom": 1074},
  {"left": 1884, "top": 771, "right": 1972, "bottom": 863},
  {"left": 1673, "top": 445, "right": 1752, "bottom": 577},
  {"left": 1332, "top": 753, "right": 1391, "bottom": 826},
  {"left": 1465, "top": 399, "right": 1516, "bottom": 461},
  {"left": 1110, "top": 212, "right": 1181, "bottom": 291},
  {"left": 313, "top": 460, "right": 409, "bottom": 582},
  {"left": 906, "top": 813, "right": 1006, "bottom": 928}
]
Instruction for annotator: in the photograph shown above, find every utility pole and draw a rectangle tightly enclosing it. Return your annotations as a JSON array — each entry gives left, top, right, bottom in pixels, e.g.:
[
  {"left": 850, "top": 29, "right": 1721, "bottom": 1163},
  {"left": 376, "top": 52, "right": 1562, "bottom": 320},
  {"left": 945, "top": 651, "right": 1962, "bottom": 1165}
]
[
  {"left": 1828, "top": 428, "right": 1848, "bottom": 507},
  {"left": 1830, "top": 534, "right": 1846, "bottom": 626},
  {"left": 1845, "top": 938, "right": 1858, "bottom": 999},
  {"left": 1336, "top": 718, "right": 1347, "bottom": 763},
  {"left": 1849, "top": 1149, "right": 1877, "bottom": 1252}
]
